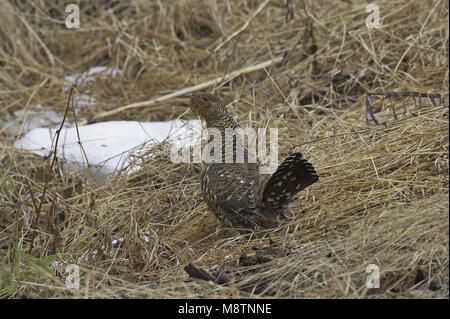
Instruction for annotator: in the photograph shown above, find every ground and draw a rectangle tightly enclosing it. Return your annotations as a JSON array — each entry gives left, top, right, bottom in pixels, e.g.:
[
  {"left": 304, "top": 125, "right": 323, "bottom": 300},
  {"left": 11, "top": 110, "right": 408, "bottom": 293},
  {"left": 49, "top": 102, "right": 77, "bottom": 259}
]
[{"left": 0, "top": 0, "right": 448, "bottom": 298}]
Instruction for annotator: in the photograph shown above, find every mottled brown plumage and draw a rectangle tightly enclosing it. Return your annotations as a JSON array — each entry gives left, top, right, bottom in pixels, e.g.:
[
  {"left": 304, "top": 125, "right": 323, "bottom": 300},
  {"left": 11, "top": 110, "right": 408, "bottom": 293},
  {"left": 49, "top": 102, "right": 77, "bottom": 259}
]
[{"left": 187, "top": 92, "right": 318, "bottom": 229}]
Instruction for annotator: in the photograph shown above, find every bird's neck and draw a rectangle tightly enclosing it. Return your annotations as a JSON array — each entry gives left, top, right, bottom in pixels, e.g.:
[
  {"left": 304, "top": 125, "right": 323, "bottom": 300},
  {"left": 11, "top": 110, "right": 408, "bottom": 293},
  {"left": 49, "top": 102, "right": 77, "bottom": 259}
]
[
  {"left": 205, "top": 110, "right": 238, "bottom": 132},
  {"left": 204, "top": 110, "right": 249, "bottom": 164}
]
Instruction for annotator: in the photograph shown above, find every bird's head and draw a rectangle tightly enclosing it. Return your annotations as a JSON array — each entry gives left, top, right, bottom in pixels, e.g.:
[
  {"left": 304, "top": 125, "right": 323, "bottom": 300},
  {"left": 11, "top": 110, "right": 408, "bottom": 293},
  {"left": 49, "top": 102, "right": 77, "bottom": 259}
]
[{"left": 186, "top": 92, "right": 223, "bottom": 119}]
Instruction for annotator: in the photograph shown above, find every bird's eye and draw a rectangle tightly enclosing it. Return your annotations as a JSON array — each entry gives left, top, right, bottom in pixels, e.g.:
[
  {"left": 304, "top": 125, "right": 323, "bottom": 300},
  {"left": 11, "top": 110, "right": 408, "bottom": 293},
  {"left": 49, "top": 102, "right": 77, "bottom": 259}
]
[{"left": 203, "top": 96, "right": 210, "bottom": 102}]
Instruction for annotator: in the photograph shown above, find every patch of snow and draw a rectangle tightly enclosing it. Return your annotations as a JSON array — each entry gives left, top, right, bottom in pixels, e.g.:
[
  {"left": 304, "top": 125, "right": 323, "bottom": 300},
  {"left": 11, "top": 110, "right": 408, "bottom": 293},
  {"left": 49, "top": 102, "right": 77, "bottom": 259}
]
[
  {"left": 15, "top": 119, "right": 202, "bottom": 180},
  {"left": 63, "top": 66, "right": 120, "bottom": 92},
  {"left": 0, "top": 108, "right": 66, "bottom": 135}
]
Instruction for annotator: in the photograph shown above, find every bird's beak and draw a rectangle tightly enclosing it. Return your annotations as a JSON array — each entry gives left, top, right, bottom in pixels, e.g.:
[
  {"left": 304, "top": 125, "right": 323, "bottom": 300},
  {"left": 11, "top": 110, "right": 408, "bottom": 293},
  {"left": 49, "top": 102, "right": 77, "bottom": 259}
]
[{"left": 185, "top": 93, "right": 193, "bottom": 98}]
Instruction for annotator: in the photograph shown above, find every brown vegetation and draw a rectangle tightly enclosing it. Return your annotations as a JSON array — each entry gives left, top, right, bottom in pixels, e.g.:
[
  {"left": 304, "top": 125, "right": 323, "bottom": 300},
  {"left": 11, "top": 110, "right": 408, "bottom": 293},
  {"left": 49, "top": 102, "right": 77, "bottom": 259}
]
[{"left": 0, "top": 0, "right": 448, "bottom": 298}]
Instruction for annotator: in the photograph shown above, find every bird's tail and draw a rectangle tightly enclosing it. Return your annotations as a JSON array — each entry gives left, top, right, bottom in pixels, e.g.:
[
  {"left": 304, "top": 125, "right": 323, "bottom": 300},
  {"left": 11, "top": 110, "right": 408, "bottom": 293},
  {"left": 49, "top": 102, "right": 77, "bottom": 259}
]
[{"left": 261, "top": 153, "right": 318, "bottom": 211}]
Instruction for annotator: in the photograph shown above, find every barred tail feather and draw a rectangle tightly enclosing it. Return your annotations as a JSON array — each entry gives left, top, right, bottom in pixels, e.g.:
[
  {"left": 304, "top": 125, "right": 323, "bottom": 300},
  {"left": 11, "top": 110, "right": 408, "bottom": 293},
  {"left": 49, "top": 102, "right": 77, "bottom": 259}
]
[{"left": 262, "top": 153, "right": 318, "bottom": 208}]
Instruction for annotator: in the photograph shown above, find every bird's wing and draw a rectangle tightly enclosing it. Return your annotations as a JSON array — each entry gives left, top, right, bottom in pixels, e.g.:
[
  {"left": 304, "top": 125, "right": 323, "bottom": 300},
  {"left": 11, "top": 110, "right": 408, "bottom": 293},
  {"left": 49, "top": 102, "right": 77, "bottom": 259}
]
[{"left": 203, "top": 163, "right": 259, "bottom": 210}]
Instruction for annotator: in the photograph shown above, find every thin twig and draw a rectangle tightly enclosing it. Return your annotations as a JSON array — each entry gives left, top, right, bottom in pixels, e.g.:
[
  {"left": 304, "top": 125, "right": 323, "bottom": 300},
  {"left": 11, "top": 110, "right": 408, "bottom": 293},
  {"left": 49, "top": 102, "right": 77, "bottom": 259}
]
[{"left": 28, "top": 84, "right": 74, "bottom": 253}]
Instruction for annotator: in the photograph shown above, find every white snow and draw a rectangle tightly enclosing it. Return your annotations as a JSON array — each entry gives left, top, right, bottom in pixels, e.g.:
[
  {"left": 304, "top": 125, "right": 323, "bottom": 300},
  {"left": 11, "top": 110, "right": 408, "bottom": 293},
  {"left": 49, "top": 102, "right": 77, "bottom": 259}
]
[
  {"left": 15, "top": 119, "right": 202, "bottom": 180},
  {"left": 0, "top": 108, "right": 65, "bottom": 135},
  {"left": 11, "top": 66, "right": 203, "bottom": 181},
  {"left": 8, "top": 64, "right": 202, "bottom": 182},
  {"left": 2, "top": 66, "right": 120, "bottom": 135},
  {"left": 63, "top": 66, "right": 120, "bottom": 92},
  {"left": 61, "top": 66, "right": 120, "bottom": 111}
]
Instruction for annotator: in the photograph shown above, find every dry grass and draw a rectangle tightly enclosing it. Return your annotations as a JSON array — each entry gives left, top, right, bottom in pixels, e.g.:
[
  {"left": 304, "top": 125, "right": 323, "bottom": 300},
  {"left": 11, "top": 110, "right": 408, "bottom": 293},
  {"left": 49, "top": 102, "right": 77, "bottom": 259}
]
[{"left": 0, "top": 0, "right": 448, "bottom": 298}]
